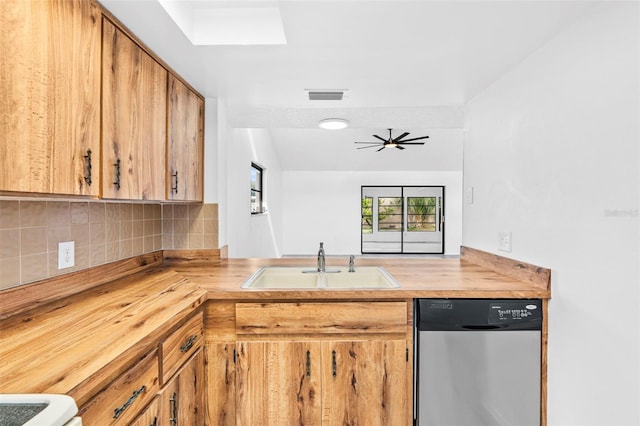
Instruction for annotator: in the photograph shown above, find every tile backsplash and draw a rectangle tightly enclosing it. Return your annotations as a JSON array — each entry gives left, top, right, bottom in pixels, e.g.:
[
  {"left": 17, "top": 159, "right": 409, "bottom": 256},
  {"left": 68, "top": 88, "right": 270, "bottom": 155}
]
[{"left": 0, "top": 200, "right": 218, "bottom": 290}]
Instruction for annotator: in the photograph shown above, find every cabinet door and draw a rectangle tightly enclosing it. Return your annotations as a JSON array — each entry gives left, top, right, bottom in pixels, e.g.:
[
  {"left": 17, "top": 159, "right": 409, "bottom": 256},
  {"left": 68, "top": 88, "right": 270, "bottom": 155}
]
[
  {"left": 158, "top": 348, "right": 205, "bottom": 425},
  {"left": 322, "top": 340, "right": 409, "bottom": 426},
  {"left": 102, "top": 19, "right": 166, "bottom": 200},
  {"left": 167, "top": 75, "right": 204, "bottom": 201},
  {"left": 0, "top": 0, "right": 101, "bottom": 195},
  {"left": 207, "top": 343, "right": 236, "bottom": 426},
  {"left": 236, "top": 341, "right": 322, "bottom": 426},
  {"left": 129, "top": 397, "right": 159, "bottom": 426}
]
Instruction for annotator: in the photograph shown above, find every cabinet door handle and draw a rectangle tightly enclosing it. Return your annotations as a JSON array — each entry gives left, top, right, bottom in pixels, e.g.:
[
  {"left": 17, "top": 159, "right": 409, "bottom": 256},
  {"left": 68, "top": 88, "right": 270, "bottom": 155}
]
[
  {"left": 332, "top": 350, "right": 337, "bottom": 377},
  {"left": 169, "top": 392, "right": 178, "bottom": 425},
  {"left": 113, "top": 159, "right": 121, "bottom": 190},
  {"left": 171, "top": 171, "right": 178, "bottom": 194},
  {"left": 180, "top": 335, "right": 198, "bottom": 353},
  {"left": 306, "top": 350, "right": 311, "bottom": 377},
  {"left": 150, "top": 417, "right": 158, "bottom": 426},
  {"left": 83, "top": 149, "right": 92, "bottom": 186},
  {"left": 112, "top": 385, "right": 146, "bottom": 419}
]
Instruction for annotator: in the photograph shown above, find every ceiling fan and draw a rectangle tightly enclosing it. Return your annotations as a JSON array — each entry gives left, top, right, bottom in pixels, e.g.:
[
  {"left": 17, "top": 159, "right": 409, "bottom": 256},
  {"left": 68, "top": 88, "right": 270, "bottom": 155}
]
[{"left": 355, "top": 128, "right": 429, "bottom": 151}]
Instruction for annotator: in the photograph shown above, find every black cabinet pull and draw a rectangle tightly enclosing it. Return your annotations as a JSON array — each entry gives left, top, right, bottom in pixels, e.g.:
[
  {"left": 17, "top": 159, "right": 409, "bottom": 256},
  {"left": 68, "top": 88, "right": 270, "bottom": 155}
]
[
  {"left": 169, "top": 392, "right": 178, "bottom": 425},
  {"left": 113, "top": 385, "right": 146, "bottom": 419},
  {"left": 83, "top": 149, "right": 92, "bottom": 186},
  {"left": 332, "top": 350, "right": 337, "bottom": 377},
  {"left": 171, "top": 171, "right": 178, "bottom": 194},
  {"left": 306, "top": 350, "right": 311, "bottom": 377},
  {"left": 113, "top": 159, "right": 121, "bottom": 190},
  {"left": 180, "top": 335, "right": 198, "bottom": 353}
]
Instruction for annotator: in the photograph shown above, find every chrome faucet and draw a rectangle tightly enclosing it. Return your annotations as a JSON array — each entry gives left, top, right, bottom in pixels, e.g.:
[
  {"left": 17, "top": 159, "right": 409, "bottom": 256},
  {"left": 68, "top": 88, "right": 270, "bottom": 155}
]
[
  {"left": 348, "top": 255, "right": 355, "bottom": 272},
  {"left": 317, "top": 242, "right": 326, "bottom": 272}
]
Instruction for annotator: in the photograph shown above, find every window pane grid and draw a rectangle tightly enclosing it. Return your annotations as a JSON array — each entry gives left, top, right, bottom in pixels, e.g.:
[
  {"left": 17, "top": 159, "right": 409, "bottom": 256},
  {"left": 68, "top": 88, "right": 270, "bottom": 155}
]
[
  {"left": 407, "top": 196, "right": 436, "bottom": 232},
  {"left": 378, "top": 197, "right": 403, "bottom": 231}
]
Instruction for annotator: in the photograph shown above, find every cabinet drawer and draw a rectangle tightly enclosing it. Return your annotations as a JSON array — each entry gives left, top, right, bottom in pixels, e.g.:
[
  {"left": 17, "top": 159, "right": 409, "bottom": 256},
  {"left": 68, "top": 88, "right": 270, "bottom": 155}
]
[
  {"left": 79, "top": 349, "right": 159, "bottom": 425},
  {"left": 236, "top": 302, "right": 408, "bottom": 335},
  {"left": 159, "top": 311, "right": 203, "bottom": 385}
]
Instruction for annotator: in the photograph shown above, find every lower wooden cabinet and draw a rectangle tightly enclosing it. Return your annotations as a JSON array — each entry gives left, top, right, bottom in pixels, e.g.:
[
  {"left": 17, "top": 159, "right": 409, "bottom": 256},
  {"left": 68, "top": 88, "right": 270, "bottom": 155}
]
[
  {"left": 235, "top": 339, "right": 408, "bottom": 426},
  {"left": 225, "top": 301, "right": 413, "bottom": 426},
  {"left": 78, "top": 311, "right": 205, "bottom": 425},
  {"left": 157, "top": 348, "right": 205, "bottom": 425}
]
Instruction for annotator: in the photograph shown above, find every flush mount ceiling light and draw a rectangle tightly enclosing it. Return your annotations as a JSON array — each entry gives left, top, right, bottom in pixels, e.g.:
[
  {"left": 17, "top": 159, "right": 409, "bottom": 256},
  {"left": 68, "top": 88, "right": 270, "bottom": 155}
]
[{"left": 318, "top": 118, "right": 349, "bottom": 130}]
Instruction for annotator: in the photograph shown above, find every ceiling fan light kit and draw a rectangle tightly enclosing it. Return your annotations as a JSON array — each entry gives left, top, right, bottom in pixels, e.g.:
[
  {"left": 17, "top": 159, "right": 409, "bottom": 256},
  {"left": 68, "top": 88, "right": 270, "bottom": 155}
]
[
  {"left": 318, "top": 118, "right": 349, "bottom": 130},
  {"left": 355, "top": 128, "right": 429, "bottom": 151}
]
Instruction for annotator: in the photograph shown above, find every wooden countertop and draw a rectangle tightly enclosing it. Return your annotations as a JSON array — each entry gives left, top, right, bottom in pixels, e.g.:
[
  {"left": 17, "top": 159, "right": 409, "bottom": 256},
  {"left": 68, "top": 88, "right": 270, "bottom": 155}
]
[
  {"left": 0, "top": 248, "right": 550, "bottom": 406},
  {"left": 174, "top": 256, "right": 550, "bottom": 299}
]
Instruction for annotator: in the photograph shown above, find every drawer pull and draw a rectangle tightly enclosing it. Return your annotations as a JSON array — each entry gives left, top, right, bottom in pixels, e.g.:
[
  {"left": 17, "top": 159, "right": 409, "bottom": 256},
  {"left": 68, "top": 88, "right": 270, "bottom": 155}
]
[
  {"left": 180, "top": 335, "right": 198, "bottom": 353},
  {"left": 113, "top": 385, "right": 146, "bottom": 419},
  {"left": 306, "top": 350, "right": 311, "bottom": 377}
]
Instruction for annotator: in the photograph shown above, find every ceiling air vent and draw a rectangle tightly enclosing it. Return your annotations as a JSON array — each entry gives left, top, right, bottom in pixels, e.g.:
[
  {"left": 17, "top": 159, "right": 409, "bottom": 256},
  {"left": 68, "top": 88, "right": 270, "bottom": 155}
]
[{"left": 307, "top": 90, "right": 345, "bottom": 101}]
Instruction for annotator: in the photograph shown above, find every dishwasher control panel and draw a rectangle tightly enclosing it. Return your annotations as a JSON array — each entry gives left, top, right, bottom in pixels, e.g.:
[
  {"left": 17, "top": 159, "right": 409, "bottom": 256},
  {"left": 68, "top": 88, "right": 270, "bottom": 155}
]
[
  {"left": 417, "top": 299, "right": 542, "bottom": 331},
  {"left": 488, "top": 301, "right": 541, "bottom": 324}
]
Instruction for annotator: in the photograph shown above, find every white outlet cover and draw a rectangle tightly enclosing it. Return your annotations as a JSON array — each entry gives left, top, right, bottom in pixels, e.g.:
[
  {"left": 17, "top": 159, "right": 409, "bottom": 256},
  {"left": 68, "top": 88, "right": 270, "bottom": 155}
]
[
  {"left": 498, "top": 232, "right": 512, "bottom": 252},
  {"left": 58, "top": 241, "right": 75, "bottom": 269},
  {"left": 464, "top": 187, "right": 474, "bottom": 204}
]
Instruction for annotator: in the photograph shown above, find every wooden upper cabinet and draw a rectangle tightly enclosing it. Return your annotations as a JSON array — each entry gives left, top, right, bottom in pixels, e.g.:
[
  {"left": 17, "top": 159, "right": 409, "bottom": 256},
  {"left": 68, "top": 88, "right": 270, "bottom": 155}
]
[
  {"left": 167, "top": 75, "right": 204, "bottom": 202},
  {"left": 0, "top": 0, "right": 101, "bottom": 196},
  {"left": 102, "top": 18, "right": 167, "bottom": 200}
]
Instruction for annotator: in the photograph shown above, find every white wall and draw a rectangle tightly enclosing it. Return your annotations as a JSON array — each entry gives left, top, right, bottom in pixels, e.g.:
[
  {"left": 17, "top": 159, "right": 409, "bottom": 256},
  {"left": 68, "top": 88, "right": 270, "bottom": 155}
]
[
  {"left": 282, "top": 171, "right": 462, "bottom": 256},
  {"left": 463, "top": 3, "right": 639, "bottom": 425},
  {"left": 226, "top": 128, "right": 283, "bottom": 258}
]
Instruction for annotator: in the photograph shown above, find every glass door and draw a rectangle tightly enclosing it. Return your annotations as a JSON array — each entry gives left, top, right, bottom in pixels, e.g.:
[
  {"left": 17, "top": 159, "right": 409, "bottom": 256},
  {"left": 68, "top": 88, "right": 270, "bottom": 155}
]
[{"left": 361, "top": 186, "right": 444, "bottom": 254}]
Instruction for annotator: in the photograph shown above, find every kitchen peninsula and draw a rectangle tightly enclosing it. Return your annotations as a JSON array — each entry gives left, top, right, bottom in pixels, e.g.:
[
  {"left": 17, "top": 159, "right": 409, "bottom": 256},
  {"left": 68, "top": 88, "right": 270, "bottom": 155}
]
[{"left": 0, "top": 247, "right": 550, "bottom": 425}]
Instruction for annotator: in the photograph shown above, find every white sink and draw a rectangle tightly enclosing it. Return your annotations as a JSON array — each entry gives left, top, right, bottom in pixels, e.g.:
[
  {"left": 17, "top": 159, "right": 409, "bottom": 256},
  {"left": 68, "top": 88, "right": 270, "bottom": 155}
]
[
  {"left": 0, "top": 394, "right": 79, "bottom": 426},
  {"left": 241, "top": 266, "right": 400, "bottom": 289}
]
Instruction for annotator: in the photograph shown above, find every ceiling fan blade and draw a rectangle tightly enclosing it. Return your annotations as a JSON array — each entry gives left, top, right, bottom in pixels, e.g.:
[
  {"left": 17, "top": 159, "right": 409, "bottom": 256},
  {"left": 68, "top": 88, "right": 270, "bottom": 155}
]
[
  {"left": 395, "top": 145, "right": 405, "bottom": 150},
  {"left": 396, "top": 142, "right": 425, "bottom": 145},
  {"left": 354, "top": 141, "right": 383, "bottom": 145},
  {"left": 376, "top": 146, "right": 386, "bottom": 152},
  {"left": 357, "top": 145, "right": 383, "bottom": 149},
  {"left": 397, "top": 135, "right": 429, "bottom": 142},
  {"left": 393, "top": 132, "right": 410, "bottom": 142},
  {"left": 373, "top": 134, "right": 387, "bottom": 143}
]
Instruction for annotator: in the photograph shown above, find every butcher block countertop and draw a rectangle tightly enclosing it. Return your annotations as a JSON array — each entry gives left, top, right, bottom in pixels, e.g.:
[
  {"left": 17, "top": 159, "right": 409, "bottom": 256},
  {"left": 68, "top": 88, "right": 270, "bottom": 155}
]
[{"left": 0, "top": 247, "right": 550, "bottom": 406}]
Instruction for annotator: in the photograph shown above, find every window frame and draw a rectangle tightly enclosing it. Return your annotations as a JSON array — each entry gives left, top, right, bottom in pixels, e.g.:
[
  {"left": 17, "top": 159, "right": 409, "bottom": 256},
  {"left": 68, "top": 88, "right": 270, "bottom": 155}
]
[{"left": 250, "top": 162, "right": 265, "bottom": 214}]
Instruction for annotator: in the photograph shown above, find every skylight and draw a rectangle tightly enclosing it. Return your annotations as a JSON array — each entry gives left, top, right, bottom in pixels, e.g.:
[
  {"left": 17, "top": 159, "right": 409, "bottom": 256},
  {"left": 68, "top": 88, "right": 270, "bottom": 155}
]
[{"left": 158, "top": 0, "right": 287, "bottom": 45}]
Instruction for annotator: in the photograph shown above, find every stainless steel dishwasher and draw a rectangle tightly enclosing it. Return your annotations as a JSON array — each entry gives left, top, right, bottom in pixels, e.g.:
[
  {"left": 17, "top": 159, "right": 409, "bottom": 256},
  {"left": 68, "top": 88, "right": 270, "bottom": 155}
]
[{"left": 416, "top": 299, "right": 542, "bottom": 426}]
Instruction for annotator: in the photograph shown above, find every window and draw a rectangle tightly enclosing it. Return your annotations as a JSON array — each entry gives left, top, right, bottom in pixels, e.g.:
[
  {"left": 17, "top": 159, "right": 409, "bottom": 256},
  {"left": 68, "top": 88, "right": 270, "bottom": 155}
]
[
  {"left": 378, "top": 197, "right": 403, "bottom": 231},
  {"left": 361, "top": 196, "right": 373, "bottom": 234},
  {"left": 361, "top": 186, "right": 445, "bottom": 254},
  {"left": 250, "top": 163, "right": 264, "bottom": 214},
  {"left": 407, "top": 197, "right": 437, "bottom": 232}
]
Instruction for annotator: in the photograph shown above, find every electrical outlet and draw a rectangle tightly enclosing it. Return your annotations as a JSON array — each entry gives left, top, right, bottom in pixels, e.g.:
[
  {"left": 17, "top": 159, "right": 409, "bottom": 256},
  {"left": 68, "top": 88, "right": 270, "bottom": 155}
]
[
  {"left": 58, "top": 241, "right": 75, "bottom": 269},
  {"left": 498, "top": 232, "right": 512, "bottom": 252}
]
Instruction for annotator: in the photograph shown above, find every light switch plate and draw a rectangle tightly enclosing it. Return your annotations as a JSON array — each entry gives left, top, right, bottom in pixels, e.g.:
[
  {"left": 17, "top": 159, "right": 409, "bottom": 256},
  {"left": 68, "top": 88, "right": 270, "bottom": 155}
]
[
  {"left": 498, "top": 232, "right": 512, "bottom": 252},
  {"left": 58, "top": 241, "right": 75, "bottom": 269},
  {"left": 464, "top": 187, "right": 474, "bottom": 204}
]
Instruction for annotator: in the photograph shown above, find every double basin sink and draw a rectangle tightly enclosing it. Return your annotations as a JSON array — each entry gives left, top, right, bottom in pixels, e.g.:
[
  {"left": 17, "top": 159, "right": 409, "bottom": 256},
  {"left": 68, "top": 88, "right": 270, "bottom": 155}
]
[{"left": 241, "top": 266, "right": 400, "bottom": 289}]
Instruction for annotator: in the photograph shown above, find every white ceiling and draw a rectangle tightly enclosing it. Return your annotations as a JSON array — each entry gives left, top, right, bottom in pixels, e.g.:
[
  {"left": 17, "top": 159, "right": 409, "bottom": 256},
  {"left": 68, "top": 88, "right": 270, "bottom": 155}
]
[{"left": 100, "top": 0, "right": 598, "bottom": 171}]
